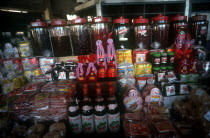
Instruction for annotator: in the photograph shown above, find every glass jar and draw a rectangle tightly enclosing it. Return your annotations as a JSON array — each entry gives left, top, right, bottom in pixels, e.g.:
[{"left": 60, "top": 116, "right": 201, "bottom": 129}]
[
  {"left": 152, "top": 14, "right": 170, "bottom": 49},
  {"left": 50, "top": 19, "right": 72, "bottom": 57},
  {"left": 70, "top": 17, "right": 91, "bottom": 55},
  {"left": 169, "top": 14, "right": 188, "bottom": 45},
  {"left": 30, "top": 19, "right": 52, "bottom": 56},
  {"left": 189, "top": 15, "right": 209, "bottom": 46},
  {"left": 133, "top": 16, "right": 150, "bottom": 49},
  {"left": 91, "top": 16, "right": 112, "bottom": 54},
  {"left": 113, "top": 16, "right": 133, "bottom": 50}
]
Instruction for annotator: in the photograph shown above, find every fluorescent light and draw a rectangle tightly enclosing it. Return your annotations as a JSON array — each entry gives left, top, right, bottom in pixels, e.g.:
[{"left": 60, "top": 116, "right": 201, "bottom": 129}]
[
  {"left": 0, "top": 9, "right": 27, "bottom": 13},
  {"left": 66, "top": 14, "right": 77, "bottom": 20}
]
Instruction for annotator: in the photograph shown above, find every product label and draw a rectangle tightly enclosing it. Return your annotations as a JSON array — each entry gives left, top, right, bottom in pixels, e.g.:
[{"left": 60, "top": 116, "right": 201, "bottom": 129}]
[
  {"left": 3, "top": 82, "right": 14, "bottom": 94},
  {"left": 158, "top": 73, "right": 165, "bottom": 81},
  {"left": 155, "top": 121, "right": 175, "bottom": 133},
  {"left": 82, "top": 105, "right": 93, "bottom": 111},
  {"left": 69, "top": 106, "right": 79, "bottom": 112},
  {"left": 69, "top": 115, "right": 82, "bottom": 134},
  {"left": 82, "top": 115, "right": 94, "bottom": 133},
  {"left": 154, "top": 57, "right": 160, "bottom": 64},
  {"left": 95, "top": 105, "right": 105, "bottom": 112},
  {"left": 180, "top": 84, "right": 189, "bottom": 94},
  {"left": 138, "top": 30, "right": 147, "bottom": 36},
  {"left": 137, "top": 80, "right": 146, "bottom": 91},
  {"left": 98, "top": 68, "right": 107, "bottom": 78},
  {"left": 136, "top": 54, "right": 146, "bottom": 62},
  {"left": 108, "top": 103, "right": 118, "bottom": 110},
  {"left": 108, "top": 67, "right": 117, "bottom": 78},
  {"left": 95, "top": 114, "right": 108, "bottom": 133},
  {"left": 69, "top": 72, "right": 76, "bottom": 79},
  {"left": 129, "top": 123, "right": 150, "bottom": 136},
  {"left": 3, "top": 60, "right": 13, "bottom": 70},
  {"left": 165, "top": 85, "right": 176, "bottom": 96},
  {"left": 170, "top": 57, "right": 174, "bottom": 63},
  {"left": 118, "top": 27, "right": 128, "bottom": 41},
  {"left": 167, "top": 71, "right": 177, "bottom": 82},
  {"left": 58, "top": 72, "right": 66, "bottom": 80},
  {"left": 204, "top": 111, "right": 210, "bottom": 122},
  {"left": 161, "top": 57, "right": 167, "bottom": 63},
  {"left": 108, "top": 113, "right": 120, "bottom": 132}
]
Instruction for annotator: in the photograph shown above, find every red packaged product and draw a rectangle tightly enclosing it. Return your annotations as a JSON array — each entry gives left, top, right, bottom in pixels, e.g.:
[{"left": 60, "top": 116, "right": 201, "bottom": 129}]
[
  {"left": 41, "top": 81, "right": 59, "bottom": 92},
  {"left": 183, "top": 43, "right": 192, "bottom": 59},
  {"left": 21, "top": 57, "right": 39, "bottom": 71},
  {"left": 76, "top": 55, "right": 87, "bottom": 83},
  {"left": 178, "top": 59, "right": 189, "bottom": 74},
  {"left": 86, "top": 54, "right": 98, "bottom": 82},
  {"left": 133, "top": 49, "right": 149, "bottom": 63},
  {"left": 24, "top": 82, "right": 45, "bottom": 92},
  {"left": 174, "top": 43, "right": 183, "bottom": 61},
  {"left": 189, "top": 59, "right": 198, "bottom": 73},
  {"left": 13, "top": 58, "right": 23, "bottom": 74}
]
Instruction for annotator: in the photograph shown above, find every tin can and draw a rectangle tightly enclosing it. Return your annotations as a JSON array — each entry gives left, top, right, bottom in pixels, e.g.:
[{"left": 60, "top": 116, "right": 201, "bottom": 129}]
[
  {"left": 116, "top": 49, "right": 132, "bottom": 64},
  {"left": 133, "top": 49, "right": 149, "bottom": 63}
]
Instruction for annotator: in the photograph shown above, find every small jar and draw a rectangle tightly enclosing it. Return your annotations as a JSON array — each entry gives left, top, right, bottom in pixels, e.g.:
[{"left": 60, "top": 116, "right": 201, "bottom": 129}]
[
  {"left": 152, "top": 52, "right": 161, "bottom": 67},
  {"left": 160, "top": 52, "right": 168, "bottom": 66},
  {"left": 167, "top": 52, "right": 174, "bottom": 65},
  {"left": 160, "top": 66, "right": 167, "bottom": 73}
]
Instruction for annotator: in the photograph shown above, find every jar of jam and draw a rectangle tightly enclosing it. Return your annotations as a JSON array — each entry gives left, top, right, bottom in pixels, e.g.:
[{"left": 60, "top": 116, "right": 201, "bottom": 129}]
[
  {"left": 70, "top": 17, "right": 91, "bottom": 55},
  {"left": 160, "top": 66, "right": 167, "bottom": 73},
  {"left": 30, "top": 19, "right": 52, "bottom": 56},
  {"left": 50, "top": 19, "right": 72, "bottom": 57},
  {"left": 133, "top": 16, "right": 150, "bottom": 49},
  {"left": 160, "top": 52, "right": 168, "bottom": 66},
  {"left": 169, "top": 14, "right": 188, "bottom": 45},
  {"left": 152, "top": 52, "right": 161, "bottom": 67},
  {"left": 189, "top": 15, "right": 209, "bottom": 46},
  {"left": 91, "top": 16, "right": 112, "bottom": 54},
  {"left": 113, "top": 16, "right": 133, "bottom": 50},
  {"left": 152, "top": 14, "right": 170, "bottom": 49},
  {"left": 167, "top": 52, "right": 174, "bottom": 65}
]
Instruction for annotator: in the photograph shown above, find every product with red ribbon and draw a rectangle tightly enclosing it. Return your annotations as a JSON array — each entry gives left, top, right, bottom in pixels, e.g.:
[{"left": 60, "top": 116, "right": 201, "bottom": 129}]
[
  {"left": 76, "top": 55, "right": 87, "bottom": 83},
  {"left": 86, "top": 54, "right": 98, "bottom": 82}
]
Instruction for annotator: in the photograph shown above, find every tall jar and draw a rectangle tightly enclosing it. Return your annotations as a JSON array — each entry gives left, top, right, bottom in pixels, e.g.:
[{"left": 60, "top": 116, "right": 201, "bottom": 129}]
[
  {"left": 50, "top": 19, "right": 72, "bottom": 57},
  {"left": 152, "top": 14, "right": 170, "bottom": 49},
  {"left": 30, "top": 19, "right": 53, "bottom": 56},
  {"left": 189, "top": 15, "right": 209, "bottom": 46},
  {"left": 70, "top": 17, "right": 91, "bottom": 55},
  {"left": 133, "top": 16, "right": 150, "bottom": 49},
  {"left": 169, "top": 14, "right": 188, "bottom": 45},
  {"left": 91, "top": 16, "right": 112, "bottom": 54},
  {"left": 113, "top": 16, "right": 133, "bottom": 50}
]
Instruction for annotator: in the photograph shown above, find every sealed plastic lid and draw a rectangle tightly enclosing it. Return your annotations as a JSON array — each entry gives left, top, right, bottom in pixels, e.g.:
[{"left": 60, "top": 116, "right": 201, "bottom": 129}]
[
  {"left": 191, "top": 15, "right": 207, "bottom": 21},
  {"left": 70, "top": 16, "right": 87, "bottom": 24},
  {"left": 133, "top": 16, "right": 149, "bottom": 24},
  {"left": 51, "top": 19, "right": 67, "bottom": 26},
  {"left": 113, "top": 16, "right": 129, "bottom": 23},
  {"left": 174, "top": 14, "right": 187, "bottom": 21},
  {"left": 152, "top": 14, "right": 168, "bottom": 21},
  {"left": 30, "top": 19, "right": 47, "bottom": 27},
  {"left": 161, "top": 66, "right": 167, "bottom": 70},
  {"left": 92, "top": 16, "right": 108, "bottom": 23}
]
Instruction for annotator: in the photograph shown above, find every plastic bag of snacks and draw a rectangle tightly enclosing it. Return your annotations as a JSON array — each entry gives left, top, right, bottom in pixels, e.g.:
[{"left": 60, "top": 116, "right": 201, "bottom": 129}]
[
  {"left": 116, "top": 49, "right": 132, "bottom": 64},
  {"left": 21, "top": 58, "right": 39, "bottom": 71},
  {"left": 18, "top": 41, "right": 33, "bottom": 57},
  {"left": 134, "top": 62, "right": 152, "bottom": 76},
  {"left": 117, "top": 62, "right": 134, "bottom": 77},
  {"left": 136, "top": 74, "right": 147, "bottom": 92}
]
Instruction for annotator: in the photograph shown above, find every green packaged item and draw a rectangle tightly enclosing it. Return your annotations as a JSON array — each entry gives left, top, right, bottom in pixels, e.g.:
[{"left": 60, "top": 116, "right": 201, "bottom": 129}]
[
  {"left": 189, "top": 74, "right": 199, "bottom": 83},
  {"left": 180, "top": 74, "right": 190, "bottom": 82}
]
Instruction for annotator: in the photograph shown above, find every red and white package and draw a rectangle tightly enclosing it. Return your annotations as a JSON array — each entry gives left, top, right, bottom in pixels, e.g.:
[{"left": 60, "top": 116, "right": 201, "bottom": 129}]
[{"left": 24, "top": 82, "right": 46, "bottom": 92}]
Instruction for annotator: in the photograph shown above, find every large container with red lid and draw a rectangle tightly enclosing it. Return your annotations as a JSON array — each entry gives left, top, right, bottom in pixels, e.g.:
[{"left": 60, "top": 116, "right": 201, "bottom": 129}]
[
  {"left": 189, "top": 14, "right": 209, "bottom": 46},
  {"left": 113, "top": 16, "right": 133, "bottom": 50},
  {"left": 30, "top": 19, "right": 52, "bottom": 56},
  {"left": 50, "top": 19, "right": 72, "bottom": 57},
  {"left": 70, "top": 16, "right": 91, "bottom": 55},
  {"left": 91, "top": 16, "right": 112, "bottom": 54},
  {"left": 151, "top": 14, "right": 170, "bottom": 49},
  {"left": 133, "top": 16, "right": 150, "bottom": 49},
  {"left": 169, "top": 14, "right": 188, "bottom": 45}
]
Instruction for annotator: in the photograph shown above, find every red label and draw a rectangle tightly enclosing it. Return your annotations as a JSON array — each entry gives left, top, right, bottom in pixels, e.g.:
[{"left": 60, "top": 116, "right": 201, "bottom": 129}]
[
  {"left": 118, "top": 28, "right": 128, "bottom": 35},
  {"left": 98, "top": 68, "right": 107, "bottom": 78},
  {"left": 108, "top": 67, "right": 117, "bottom": 78}
]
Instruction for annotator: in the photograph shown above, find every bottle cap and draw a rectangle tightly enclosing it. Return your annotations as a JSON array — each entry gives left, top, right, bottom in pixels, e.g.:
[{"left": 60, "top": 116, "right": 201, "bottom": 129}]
[
  {"left": 92, "top": 16, "right": 109, "bottom": 23},
  {"left": 30, "top": 19, "right": 47, "bottom": 27},
  {"left": 51, "top": 18, "right": 67, "bottom": 26},
  {"left": 70, "top": 16, "right": 87, "bottom": 24}
]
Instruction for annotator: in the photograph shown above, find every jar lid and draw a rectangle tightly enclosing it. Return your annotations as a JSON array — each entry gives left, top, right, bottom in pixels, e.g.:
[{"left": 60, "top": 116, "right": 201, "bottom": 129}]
[
  {"left": 167, "top": 66, "right": 174, "bottom": 70},
  {"left": 174, "top": 14, "right": 187, "bottom": 21},
  {"left": 152, "top": 14, "right": 168, "bottom": 21},
  {"left": 153, "top": 67, "right": 160, "bottom": 70},
  {"left": 70, "top": 16, "right": 87, "bottom": 24},
  {"left": 92, "top": 16, "right": 108, "bottom": 23},
  {"left": 191, "top": 15, "right": 207, "bottom": 21},
  {"left": 30, "top": 19, "right": 47, "bottom": 27},
  {"left": 113, "top": 16, "right": 129, "bottom": 24},
  {"left": 168, "top": 52, "right": 174, "bottom": 56},
  {"left": 161, "top": 52, "right": 168, "bottom": 56},
  {"left": 51, "top": 19, "right": 67, "bottom": 26},
  {"left": 161, "top": 66, "right": 167, "bottom": 70},
  {"left": 133, "top": 16, "right": 148, "bottom": 24},
  {"left": 153, "top": 52, "right": 160, "bottom": 57}
]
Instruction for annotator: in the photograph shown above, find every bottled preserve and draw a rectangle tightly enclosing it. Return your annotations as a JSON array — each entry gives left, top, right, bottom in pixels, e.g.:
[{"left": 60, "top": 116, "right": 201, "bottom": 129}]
[
  {"left": 30, "top": 19, "right": 52, "bottom": 56},
  {"left": 107, "top": 87, "right": 120, "bottom": 132},
  {"left": 50, "top": 19, "right": 72, "bottom": 56},
  {"left": 81, "top": 88, "right": 94, "bottom": 134},
  {"left": 68, "top": 89, "right": 82, "bottom": 134},
  {"left": 94, "top": 87, "right": 108, "bottom": 134}
]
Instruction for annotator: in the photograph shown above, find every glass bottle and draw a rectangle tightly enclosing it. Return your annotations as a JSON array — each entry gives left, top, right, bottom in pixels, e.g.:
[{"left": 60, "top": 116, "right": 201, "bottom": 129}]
[{"left": 107, "top": 56, "right": 117, "bottom": 81}]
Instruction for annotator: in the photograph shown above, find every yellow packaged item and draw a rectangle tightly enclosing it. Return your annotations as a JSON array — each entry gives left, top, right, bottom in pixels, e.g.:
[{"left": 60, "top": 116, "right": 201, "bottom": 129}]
[
  {"left": 134, "top": 62, "right": 152, "bottom": 76},
  {"left": 116, "top": 49, "right": 132, "bottom": 64}
]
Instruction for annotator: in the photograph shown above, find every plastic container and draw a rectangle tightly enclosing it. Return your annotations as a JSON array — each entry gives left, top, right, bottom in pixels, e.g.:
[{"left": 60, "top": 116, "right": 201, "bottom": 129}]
[
  {"left": 152, "top": 14, "right": 170, "bottom": 49},
  {"left": 189, "top": 15, "right": 209, "bottom": 46},
  {"left": 70, "top": 17, "right": 91, "bottom": 55},
  {"left": 91, "top": 16, "right": 112, "bottom": 54},
  {"left": 133, "top": 16, "right": 150, "bottom": 49},
  {"left": 50, "top": 19, "right": 72, "bottom": 57},
  {"left": 113, "top": 17, "right": 133, "bottom": 50},
  {"left": 30, "top": 19, "right": 52, "bottom": 56}
]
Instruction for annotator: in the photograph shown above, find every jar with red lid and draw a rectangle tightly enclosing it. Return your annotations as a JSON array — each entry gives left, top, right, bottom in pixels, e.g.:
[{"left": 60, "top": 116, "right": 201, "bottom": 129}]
[
  {"left": 169, "top": 14, "right": 188, "bottom": 45},
  {"left": 189, "top": 15, "right": 209, "bottom": 46},
  {"left": 91, "top": 16, "right": 112, "bottom": 54},
  {"left": 113, "top": 16, "right": 133, "bottom": 50},
  {"left": 50, "top": 19, "right": 72, "bottom": 57},
  {"left": 133, "top": 16, "right": 150, "bottom": 49},
  {"left": 70, "top": 16, "right": 91, "bottom": 55},
  {"left": 152, "top": 14, "right": 170, "bottom": 49},
  {"left": 30, "top": 19, "right": 52, "bottom": 56}
]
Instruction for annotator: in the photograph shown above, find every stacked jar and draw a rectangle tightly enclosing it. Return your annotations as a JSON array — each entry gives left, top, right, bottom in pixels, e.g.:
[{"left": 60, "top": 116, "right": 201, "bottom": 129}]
[
  {"left": 113, "top": 16, "right": 133, "bottom": 50},
  {"left": 50, "top": 19, "right": 72, "bottom": 57},
  {"left": 91, "top": 16, "right": 112, "bottom": 54},
  {"left": 133, "top": 16, "right": 150, "bottom": 49},
  {"left": 70, "top": 16, "right": 92, "bottom": 55},
  {"left": 30, "top": 19, "right": 53, "bottom": 56},
  {"left": 151, "top": 14, "right": 170, "bottom": 49}
]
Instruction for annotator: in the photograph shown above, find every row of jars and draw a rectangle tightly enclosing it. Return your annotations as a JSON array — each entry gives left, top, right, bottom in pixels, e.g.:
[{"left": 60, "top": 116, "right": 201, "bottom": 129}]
[{"left": 30, "top": 14, "right": 208, "bottom": 57}]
